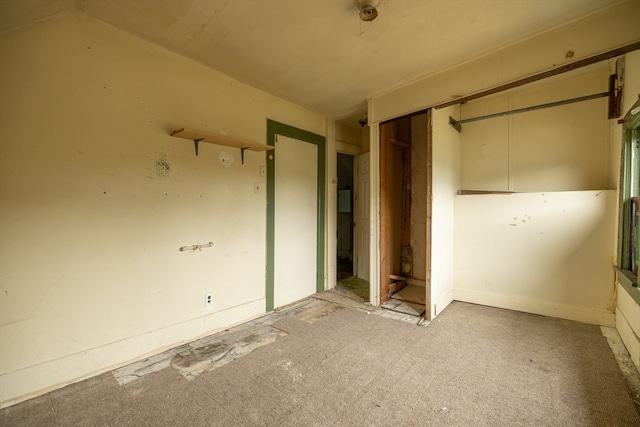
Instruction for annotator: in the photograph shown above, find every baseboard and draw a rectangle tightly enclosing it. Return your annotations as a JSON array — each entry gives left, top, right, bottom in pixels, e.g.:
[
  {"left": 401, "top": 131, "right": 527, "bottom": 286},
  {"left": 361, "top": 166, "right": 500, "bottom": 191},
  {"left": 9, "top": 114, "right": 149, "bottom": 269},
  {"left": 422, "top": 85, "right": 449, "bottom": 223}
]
[
  {"left": 430, "top": 289, "right": 454, "bottom": 319},
  {"left": 0, "top": 298, "right": 265, "bottom": 408},
  {"left": 616, "top": 309, "right": 640, "bottom": 371},
  {"left": 453, "top": 289, "right": 615, "bottom": 326}
]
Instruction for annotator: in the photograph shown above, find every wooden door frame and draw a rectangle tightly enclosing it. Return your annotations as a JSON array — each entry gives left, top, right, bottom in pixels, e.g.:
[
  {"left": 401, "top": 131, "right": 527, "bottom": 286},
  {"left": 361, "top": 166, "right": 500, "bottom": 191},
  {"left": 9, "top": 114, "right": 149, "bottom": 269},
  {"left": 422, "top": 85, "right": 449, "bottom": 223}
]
[
  {"left": 379, "top": 122, "right": 391, "bottom": 303},
  {"left": 424, "top": 109, "right": 433, "bottom": 320},
  {"left": 378, "top": 110, "right": 432, "bottom": 318}
]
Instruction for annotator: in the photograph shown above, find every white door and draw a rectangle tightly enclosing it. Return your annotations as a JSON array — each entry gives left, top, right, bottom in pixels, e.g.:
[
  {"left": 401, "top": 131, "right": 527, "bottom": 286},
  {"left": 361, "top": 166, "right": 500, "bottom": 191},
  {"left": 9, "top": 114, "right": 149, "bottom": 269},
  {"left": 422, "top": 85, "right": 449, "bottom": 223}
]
[
  {"left": 357, "top": 153, "right": 370, "bottom": 281},
  {"left": 274, "top": 134, "right": 318, "bottom": 308}
]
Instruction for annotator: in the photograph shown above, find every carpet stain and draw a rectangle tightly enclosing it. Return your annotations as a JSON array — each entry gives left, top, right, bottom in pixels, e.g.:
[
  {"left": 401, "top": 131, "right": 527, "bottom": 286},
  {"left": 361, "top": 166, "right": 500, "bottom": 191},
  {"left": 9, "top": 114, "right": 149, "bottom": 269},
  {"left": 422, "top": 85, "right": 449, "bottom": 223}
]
[{"left": 336, "top": 276, "right": 369, "bottom": 300}]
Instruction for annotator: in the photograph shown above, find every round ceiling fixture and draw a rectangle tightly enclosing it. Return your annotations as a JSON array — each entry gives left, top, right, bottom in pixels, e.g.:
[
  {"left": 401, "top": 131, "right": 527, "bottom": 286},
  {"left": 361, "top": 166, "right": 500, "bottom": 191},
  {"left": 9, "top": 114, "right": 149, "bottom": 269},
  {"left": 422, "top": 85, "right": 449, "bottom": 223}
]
[{"left": 357, "top": 0, "right": 379, "bottom": 22}]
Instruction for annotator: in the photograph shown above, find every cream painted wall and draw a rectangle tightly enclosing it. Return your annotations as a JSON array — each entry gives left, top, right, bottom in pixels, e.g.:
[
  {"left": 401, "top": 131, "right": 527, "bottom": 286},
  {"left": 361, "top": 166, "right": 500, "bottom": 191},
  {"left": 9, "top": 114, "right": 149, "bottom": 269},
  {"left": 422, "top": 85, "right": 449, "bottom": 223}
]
[
  {"left": 429, "top": 107, "right": 460, "bottom": 319},
  {"left": 453, "top": 62, "right": 627, "bottom": 327},
  {"left": 454, "top": 191, "right": 617, "bottom": 326},
  {"left": 460, "top": 65, "right": 611, "bottom": 192},
  {"left": 0, "top": 12, "right": 324, "bottom": 407},
  {"left": 617, "top": 284, "right": 640, "bottom": 371},
  {"left": 335, "top": 122, "right": 363, "bottom": 157},
  {"left": 369, "top": 1, "right": 640, "bottom": 124},
  {"left": 361, "top": 126, "right": 371, "bottom": 153}
]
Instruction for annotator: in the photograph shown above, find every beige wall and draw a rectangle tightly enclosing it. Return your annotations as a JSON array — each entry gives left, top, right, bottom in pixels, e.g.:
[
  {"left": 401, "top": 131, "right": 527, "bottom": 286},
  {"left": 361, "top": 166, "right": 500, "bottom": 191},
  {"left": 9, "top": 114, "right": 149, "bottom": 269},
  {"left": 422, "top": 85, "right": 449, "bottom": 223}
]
[
  {"left": 429, "top": 106, "right": 460, "bottom": 318},
  {"left": 460, "top": 65, "right": 612, "bottom": 192},
  {"left": 454, "top": 190, "right": 617, "bottom": 326},
  {"left": 0, "top": 12, "right": 324, "bottom": 406},
  {"left": 617, "top": 284, "right": 640, "bottom": 371},
  {"left": 452, "top": 63, "right": 625, "bottom": 326},
  {"left": 335, "top": 122, "right": 364, "bottom": 157}
]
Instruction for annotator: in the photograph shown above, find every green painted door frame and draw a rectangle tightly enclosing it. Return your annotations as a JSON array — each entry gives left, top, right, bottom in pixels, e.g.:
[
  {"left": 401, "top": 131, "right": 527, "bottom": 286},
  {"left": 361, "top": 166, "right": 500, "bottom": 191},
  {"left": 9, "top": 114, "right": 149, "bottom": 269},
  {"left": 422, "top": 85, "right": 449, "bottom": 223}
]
[{"left": 266, "top": 119, "right": 326, "bottom": 312}]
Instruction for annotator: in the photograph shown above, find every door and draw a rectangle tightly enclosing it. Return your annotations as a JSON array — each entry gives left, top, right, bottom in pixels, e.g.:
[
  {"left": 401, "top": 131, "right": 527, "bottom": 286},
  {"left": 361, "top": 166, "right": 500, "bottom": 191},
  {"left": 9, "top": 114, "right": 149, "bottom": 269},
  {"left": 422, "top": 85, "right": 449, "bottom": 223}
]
[
  {"left": 265, "top": 119, "right": 326, "bottom": 312},
  {"left": 274, "top": 134, "right": 318, "bottom": 308},
  {"left": 356, "top": 152, "right": 370, "bottom": 281}
]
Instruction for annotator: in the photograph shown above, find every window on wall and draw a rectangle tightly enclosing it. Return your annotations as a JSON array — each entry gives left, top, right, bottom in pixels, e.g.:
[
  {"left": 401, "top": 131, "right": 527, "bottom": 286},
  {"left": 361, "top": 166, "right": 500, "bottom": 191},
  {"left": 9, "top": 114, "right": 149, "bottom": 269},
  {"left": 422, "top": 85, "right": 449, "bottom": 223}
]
[{"left": 617, "top": 98, "right": 640, "bottom": 284}]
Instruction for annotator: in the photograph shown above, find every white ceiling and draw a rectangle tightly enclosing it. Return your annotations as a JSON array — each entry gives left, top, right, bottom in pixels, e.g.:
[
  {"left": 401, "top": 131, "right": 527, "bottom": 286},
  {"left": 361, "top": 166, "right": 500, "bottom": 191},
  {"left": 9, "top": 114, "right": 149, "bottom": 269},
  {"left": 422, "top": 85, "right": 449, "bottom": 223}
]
[{"left": 0, "top": 0, "right": 622, "bottom": 124}]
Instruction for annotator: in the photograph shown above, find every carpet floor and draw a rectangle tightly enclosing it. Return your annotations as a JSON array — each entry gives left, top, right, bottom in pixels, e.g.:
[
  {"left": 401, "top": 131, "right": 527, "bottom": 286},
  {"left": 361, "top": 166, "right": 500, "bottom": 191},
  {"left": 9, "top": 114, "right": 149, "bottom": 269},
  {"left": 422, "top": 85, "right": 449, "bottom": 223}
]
[{"left": 2, "top": 300, "right": 639, "bottom": 426}]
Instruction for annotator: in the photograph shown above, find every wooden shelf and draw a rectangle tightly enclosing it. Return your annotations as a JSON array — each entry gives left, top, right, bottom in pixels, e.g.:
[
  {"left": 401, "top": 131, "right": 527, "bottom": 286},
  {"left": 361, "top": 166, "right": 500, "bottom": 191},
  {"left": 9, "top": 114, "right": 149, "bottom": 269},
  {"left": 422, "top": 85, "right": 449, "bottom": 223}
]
[{"left": 170, "top": 128, "right": 274, "bottom": 163}]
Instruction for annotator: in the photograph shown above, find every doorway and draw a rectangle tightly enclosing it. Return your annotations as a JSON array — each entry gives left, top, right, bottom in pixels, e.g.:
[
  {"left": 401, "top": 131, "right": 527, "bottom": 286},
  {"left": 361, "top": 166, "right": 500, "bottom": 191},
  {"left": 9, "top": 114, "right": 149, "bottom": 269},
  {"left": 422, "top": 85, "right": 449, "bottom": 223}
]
[
  {"left": 379, "top": 112, "right": 431, "bottom": 318},
  {"left": 334, "top": 149, "right": 371, "bottom": 302},
  {"left": 266, "top": 120, "right": 325, "bottom": 312},
  {"left": 337, "top": 153, "right": 354, "bottom": 282}
]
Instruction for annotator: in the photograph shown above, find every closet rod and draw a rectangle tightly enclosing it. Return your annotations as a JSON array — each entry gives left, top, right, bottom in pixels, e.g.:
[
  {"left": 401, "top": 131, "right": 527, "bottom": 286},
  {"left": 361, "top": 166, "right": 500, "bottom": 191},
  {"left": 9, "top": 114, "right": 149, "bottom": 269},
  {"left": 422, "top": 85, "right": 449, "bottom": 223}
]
[{"left": 449, "top": 92, "right": 608, "bottom": 132}]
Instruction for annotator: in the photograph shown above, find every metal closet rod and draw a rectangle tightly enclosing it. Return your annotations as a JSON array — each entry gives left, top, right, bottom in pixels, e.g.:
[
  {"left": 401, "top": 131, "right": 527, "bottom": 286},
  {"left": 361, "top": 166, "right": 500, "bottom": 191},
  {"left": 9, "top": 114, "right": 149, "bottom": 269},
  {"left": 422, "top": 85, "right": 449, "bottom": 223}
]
[{"left": 449, "top": 92, "right": 608, "bottom": 131}]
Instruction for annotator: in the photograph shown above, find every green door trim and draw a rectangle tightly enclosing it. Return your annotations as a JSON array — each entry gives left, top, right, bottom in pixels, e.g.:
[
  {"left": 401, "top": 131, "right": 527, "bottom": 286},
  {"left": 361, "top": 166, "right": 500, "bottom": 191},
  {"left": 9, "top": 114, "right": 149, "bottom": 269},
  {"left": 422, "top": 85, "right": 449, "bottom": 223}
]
[{"left": 266, "top": 119, "right": 326, "bottom": 312}]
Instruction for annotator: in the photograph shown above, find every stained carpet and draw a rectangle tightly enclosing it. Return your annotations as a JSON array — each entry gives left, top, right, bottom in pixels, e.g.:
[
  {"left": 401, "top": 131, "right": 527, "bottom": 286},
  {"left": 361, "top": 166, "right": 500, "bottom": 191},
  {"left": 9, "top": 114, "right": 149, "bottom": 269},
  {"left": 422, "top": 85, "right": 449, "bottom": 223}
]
[
  {"left": 2, "top": 300, "right": 639, "bottom": 426},
  {"left": 336, "top": 276, "right": 369, "bottom": 300}
]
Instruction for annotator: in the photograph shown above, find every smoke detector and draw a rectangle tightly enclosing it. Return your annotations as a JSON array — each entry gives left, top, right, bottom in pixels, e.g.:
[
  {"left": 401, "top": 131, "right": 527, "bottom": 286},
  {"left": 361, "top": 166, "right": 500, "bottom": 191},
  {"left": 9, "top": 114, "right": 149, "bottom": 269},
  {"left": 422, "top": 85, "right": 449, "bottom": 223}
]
[{"left": 357, "top": 0, "right": 379, "bottom": 22}]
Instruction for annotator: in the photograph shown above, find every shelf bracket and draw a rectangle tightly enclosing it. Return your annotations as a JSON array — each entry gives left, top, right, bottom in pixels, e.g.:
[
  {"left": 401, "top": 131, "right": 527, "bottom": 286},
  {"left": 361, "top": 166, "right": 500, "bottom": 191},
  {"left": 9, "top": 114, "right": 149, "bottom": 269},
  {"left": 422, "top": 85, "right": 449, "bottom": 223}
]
[
  {"left": 241, "top": 147, "right": 249, "bottom": 165},
  {"left": 193, "top": 138, "right": 204, "bottom": 156}
]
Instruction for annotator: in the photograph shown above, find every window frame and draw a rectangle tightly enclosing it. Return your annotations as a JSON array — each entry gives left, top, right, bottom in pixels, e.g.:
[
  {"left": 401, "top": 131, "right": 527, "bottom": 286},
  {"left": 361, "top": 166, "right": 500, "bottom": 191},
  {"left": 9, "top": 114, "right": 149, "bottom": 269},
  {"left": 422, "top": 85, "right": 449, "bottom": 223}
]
[{"left": 616, "top": 98, "right": 640, "bottom": 288}]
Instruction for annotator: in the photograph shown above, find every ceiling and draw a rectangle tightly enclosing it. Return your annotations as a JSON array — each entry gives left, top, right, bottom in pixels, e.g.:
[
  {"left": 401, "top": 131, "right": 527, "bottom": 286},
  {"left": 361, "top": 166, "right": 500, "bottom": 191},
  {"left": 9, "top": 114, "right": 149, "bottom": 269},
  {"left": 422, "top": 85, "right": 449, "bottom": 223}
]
[{"left": 0, "top": 0, "right": 623, "bottom": 126}]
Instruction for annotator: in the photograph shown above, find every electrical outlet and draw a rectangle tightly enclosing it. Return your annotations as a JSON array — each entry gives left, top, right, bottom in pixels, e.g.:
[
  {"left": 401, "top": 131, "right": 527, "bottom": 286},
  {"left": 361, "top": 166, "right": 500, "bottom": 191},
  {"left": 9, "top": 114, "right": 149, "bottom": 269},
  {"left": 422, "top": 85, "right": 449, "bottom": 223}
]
[
  {"left": 259, "top": 165, "right": 266, "bottom": 178},
  {"left": 205, "top": 293, "right": 213, "bottom": 307},
  {"left": 254, "top": 182, "right": 261, "bottom": 194}
]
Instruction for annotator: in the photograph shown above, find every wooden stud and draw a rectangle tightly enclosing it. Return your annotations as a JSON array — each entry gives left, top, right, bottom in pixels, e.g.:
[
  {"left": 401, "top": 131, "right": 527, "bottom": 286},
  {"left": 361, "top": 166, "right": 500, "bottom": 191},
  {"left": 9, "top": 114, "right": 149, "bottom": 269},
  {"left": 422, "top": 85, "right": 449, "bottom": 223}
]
[{"left": 401, "top": 146, "right": 411, "bottom": 248}]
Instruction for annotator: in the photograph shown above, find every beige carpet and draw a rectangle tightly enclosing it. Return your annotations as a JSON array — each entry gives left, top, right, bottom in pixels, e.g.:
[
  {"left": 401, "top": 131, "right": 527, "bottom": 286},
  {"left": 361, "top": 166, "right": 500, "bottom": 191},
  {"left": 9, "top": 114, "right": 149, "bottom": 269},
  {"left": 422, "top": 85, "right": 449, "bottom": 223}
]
[{"left": 2, "top": 300, "right": 639, "bottom": 426}]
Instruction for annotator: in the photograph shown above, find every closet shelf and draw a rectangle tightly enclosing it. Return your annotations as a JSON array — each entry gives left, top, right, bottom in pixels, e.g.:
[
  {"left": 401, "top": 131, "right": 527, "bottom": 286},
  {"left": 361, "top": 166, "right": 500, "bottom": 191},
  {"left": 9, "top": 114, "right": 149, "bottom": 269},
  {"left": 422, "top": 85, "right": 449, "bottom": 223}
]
[{"left": 170, "top": 128, "right": 274, "bottom": 163}]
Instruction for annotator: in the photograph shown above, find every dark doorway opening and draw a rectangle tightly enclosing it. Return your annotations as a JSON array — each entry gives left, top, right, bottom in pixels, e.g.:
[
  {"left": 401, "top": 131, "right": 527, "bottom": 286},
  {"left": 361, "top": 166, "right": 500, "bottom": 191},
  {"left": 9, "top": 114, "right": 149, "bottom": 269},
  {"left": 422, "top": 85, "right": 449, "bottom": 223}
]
[{"left": 337, "top": 152, "right": 354, "bottom": 282}]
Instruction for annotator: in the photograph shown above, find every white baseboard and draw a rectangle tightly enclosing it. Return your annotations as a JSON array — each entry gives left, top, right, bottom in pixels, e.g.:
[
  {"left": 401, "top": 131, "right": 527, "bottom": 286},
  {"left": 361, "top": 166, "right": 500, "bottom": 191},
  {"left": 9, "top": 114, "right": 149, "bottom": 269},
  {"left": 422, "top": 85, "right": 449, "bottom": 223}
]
[
  {"left": 453, "top": 289, "right": 615, "bottom": 326},
  {"left": 431, "top": 288, "right": 454, "bottom": 319},
  {"left": 0, "top": 298, "right": 265, "bottom": 408}
]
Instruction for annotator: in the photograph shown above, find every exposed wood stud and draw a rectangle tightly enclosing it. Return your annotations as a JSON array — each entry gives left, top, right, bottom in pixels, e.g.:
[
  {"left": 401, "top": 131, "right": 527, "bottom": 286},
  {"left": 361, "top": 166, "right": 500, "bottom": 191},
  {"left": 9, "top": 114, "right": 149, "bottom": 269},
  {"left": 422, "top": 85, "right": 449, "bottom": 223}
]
[
  {"left": 401, "top": 147, "right": 411, "bottom": 248},
  {"left": 390, "top": 137, "right": 410, "bottom": 148}
]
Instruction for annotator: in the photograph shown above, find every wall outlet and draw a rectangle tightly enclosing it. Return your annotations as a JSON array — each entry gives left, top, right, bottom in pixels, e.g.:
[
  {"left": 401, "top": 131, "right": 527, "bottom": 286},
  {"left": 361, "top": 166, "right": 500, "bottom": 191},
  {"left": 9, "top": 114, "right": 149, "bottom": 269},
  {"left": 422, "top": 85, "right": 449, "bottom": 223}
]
[
  {"left": 254, "top": 182, "right": 261, "bottom": 194},
  {"left": 259, "top": 165, "right": 266, "bottom": 178},
  {"left": 205, "top": 293, "right": 213, "bottom": 307}
]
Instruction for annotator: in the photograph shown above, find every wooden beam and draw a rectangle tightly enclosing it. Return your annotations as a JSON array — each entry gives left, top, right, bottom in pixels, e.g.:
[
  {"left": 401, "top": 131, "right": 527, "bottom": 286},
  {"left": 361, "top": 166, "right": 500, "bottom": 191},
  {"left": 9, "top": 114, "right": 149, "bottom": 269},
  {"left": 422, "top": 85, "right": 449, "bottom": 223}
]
[
  {"left": 401, "top": 147, "right": 411, "bottom": 248},
  {"left": 435, "top": 41, "right": 640, "bottom": 109},
  {"left": 390, "top": 137, "right": 410, "bottom": 149}
]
